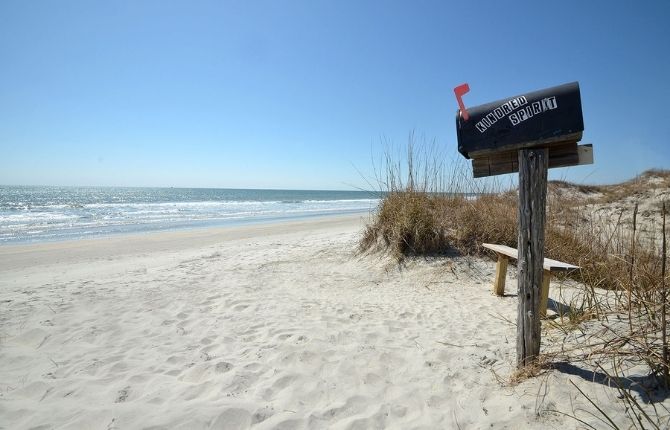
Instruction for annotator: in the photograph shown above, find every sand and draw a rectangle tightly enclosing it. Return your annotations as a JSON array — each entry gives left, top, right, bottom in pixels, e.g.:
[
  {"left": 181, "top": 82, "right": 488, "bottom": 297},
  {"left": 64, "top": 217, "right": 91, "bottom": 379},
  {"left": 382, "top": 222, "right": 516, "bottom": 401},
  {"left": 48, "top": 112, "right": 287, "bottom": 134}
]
[{"left": 0, "top": 214, "right": 662, "bottom": 429}]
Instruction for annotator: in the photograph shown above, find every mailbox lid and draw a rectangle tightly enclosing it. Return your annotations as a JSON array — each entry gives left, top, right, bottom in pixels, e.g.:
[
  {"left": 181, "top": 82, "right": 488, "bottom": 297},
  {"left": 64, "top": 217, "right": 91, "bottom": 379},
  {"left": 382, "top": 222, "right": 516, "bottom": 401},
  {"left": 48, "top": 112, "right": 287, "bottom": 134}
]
[{"left": 457, "top": 81, "right": 584, "bottom": 159}]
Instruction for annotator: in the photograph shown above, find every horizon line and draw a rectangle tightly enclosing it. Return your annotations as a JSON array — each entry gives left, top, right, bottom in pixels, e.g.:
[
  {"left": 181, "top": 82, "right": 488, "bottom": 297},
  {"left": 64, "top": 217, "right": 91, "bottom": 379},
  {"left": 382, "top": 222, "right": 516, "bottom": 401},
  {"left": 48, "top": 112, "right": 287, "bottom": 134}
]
[{"left": 0, "top": 183, "right": 378, "bottom": 193}]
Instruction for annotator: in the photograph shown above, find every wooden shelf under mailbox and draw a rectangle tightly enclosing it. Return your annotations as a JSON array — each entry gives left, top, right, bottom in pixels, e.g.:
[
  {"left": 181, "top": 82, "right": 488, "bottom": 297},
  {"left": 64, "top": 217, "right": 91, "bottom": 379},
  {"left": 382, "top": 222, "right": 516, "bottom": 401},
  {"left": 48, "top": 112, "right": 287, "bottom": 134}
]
[{"left": 471, "top": 143, "right": 593, "bottom": 178}]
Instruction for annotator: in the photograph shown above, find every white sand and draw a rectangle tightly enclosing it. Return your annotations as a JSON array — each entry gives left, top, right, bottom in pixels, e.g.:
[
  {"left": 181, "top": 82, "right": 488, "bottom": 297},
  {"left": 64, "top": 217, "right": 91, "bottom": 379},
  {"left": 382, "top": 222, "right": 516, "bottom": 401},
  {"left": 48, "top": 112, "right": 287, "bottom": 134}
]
[{"left": 0, "top": 214, "right": 661, "bottom": 429}]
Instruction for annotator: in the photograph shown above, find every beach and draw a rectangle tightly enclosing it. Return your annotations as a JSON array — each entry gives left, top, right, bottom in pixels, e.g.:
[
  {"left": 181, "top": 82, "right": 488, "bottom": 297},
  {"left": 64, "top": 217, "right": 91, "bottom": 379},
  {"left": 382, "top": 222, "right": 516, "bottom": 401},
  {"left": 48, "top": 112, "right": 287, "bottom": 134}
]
[
  {"left": 2, "top": 0, "right": 668, "bottom": 427},
  {"left": 0, "top": 213, "right": 646, "bottom": 429}
]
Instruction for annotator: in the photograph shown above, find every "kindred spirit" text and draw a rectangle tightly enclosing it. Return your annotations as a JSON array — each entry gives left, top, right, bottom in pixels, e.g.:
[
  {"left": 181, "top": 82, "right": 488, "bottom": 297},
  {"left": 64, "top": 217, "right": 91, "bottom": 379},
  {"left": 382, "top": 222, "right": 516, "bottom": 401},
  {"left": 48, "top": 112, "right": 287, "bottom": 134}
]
[{"left": 475, "top": 96, "right": 558, "bottom": 133}]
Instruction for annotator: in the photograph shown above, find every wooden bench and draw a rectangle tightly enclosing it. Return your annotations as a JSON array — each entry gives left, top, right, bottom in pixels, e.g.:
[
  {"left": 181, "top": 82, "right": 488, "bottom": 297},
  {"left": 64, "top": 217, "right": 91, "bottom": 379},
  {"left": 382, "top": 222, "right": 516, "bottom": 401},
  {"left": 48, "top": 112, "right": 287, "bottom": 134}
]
[{"left": 482, "top": 243, "right": 580, "bottom": 317}]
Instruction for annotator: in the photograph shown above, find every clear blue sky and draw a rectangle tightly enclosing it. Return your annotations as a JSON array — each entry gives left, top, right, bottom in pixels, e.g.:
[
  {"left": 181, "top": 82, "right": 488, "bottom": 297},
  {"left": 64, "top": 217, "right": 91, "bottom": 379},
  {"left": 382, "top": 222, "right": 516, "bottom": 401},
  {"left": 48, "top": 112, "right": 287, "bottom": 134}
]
[{"left": 1, "top": 1, "right": 668, "bottom": 189}]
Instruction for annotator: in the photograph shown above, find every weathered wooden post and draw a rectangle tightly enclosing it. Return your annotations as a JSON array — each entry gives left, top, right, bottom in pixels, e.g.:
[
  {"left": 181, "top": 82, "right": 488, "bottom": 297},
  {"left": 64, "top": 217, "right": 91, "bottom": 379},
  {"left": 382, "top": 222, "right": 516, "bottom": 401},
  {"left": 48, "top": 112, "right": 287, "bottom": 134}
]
[
  {"left": 454, "top": 81, "right": 592, "bottom": 368},
  {"left": 517, "top": 148, "right": 548, "bottom": 366}
]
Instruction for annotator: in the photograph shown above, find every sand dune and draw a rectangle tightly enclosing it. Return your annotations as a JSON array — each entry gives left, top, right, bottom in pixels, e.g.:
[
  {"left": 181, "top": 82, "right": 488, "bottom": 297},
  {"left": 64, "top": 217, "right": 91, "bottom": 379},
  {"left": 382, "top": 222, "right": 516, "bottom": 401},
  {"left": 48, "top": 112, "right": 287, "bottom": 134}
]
[{"left": 0, "top": 215, "right": 654, "bottom": 429}]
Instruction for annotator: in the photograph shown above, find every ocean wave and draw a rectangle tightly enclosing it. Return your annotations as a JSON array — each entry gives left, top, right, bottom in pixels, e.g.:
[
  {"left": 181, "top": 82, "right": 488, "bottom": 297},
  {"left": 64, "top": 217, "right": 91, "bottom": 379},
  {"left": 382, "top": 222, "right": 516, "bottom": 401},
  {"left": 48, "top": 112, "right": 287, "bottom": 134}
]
[{"left": 0, "top": 190, "right": 380, "bottom": 244}]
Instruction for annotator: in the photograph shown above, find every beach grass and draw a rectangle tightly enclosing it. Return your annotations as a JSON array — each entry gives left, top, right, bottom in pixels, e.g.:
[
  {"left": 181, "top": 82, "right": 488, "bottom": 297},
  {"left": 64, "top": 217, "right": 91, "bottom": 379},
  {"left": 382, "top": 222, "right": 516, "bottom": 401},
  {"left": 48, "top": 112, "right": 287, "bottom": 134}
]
[{"left": 360, "top": 137, "right": 670, "bottom": 425}]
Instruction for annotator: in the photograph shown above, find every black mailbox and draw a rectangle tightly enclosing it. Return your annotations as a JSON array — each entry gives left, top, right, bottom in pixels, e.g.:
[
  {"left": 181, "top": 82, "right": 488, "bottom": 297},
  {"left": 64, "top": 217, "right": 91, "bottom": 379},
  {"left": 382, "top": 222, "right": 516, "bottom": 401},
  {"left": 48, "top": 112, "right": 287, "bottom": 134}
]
[{"left": 456, "top": 82, "right": 591, "bottom": 177}]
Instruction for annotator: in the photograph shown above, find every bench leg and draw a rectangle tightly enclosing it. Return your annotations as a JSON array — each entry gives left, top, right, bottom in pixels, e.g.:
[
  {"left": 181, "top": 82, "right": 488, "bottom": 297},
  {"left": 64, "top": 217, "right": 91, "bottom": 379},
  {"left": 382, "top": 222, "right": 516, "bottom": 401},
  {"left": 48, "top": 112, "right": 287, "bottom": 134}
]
[
  {"left": 540, "top": 269, "right": 551, "bottom": 318},
  {"left": 493, "top": 255, "right": 508, "bottom": 296}
]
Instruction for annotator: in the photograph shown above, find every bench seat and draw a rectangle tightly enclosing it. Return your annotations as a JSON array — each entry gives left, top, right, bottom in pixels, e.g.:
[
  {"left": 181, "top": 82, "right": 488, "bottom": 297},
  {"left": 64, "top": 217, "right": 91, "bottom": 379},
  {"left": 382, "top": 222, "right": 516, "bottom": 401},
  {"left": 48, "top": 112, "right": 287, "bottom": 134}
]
[{"left": 482, "top": 243, "right": 580, "bottom": 317}]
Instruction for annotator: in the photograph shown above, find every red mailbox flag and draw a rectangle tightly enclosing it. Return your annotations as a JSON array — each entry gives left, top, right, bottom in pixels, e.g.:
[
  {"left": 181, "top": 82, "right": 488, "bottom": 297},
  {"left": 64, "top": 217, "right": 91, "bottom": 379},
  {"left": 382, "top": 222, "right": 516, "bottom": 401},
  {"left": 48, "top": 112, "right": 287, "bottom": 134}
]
[{"left": 454, "top": 83, "right": 470, "bottom": 121}]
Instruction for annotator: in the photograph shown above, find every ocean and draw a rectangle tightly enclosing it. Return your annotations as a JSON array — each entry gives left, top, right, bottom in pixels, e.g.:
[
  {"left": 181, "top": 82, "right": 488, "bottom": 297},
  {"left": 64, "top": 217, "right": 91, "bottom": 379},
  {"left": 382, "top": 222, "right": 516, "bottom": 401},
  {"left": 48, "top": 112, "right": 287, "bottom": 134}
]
[{"left": 0, "top": 186, "right": 379, "bottom": 244}]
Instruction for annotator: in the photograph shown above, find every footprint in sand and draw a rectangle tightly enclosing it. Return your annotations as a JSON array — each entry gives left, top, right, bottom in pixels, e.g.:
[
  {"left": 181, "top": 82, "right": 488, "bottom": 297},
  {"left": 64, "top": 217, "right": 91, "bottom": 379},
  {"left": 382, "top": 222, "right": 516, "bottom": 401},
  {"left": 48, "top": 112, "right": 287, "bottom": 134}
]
[
  {"left": 215, "top": 361, "right": 233, "bottom": 373},
  {"left": 210, "top": 408, "right": 252, "bottom": 430},
  {"left": 115, "top": 386, "right": 130, "bottom": 403},
  {"left": 251, "top": 406, "right": 275, "bottom": 425},
  {"left": 244, "top": 362, "right": 263, "bottom": 372}
]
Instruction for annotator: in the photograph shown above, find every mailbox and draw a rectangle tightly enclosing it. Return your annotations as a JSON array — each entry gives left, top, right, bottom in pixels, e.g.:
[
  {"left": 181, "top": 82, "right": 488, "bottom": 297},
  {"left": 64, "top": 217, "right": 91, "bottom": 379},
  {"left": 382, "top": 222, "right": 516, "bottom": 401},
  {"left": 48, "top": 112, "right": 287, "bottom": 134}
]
[{"left": 456, "top": 82, "right": 592, "bottom": 177}]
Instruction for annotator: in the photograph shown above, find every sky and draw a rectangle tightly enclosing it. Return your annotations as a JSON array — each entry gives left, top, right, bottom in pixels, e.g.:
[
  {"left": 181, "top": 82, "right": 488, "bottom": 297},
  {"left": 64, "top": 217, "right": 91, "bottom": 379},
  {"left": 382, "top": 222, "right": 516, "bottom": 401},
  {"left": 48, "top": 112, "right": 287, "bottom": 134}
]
[{"left": 1, "top": 1, "right": 669, "bottom": 190}]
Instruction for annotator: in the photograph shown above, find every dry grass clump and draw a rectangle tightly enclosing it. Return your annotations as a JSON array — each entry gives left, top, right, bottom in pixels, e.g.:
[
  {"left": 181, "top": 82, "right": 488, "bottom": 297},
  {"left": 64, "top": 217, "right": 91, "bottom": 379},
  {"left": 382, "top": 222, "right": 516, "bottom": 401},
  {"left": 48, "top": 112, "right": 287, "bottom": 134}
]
[
  {"left": 360, "top": 190, "right": 519, "bottom": 260},
  {"left": 605, "top": 169, "right": 670, "bottom": 199},
  {"left": 447, "top": 193, "right": 517, "bottom": 254},
  {"left": 545, "top": 169, "right": 669, "bottom": 291},
  {"left": 363, "top": 155, "right": 666, "bottom": 295},
  {"left": 360, "top": 191, "right": 448, "bottom": 259},
  {"left": 551, "top": 168, "right": 670, "bottom": 206},
  {"left": 548, "top": 180, "right": 603, "bottom": 195}
]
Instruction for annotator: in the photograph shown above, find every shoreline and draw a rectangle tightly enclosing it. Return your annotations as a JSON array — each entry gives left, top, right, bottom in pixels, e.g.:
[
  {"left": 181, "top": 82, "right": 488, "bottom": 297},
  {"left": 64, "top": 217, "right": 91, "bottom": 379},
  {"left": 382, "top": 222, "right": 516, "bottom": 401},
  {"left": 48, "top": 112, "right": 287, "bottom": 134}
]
[
  {"left": 0, "top": 208, "right": 375, "bottom": 247},
  {"left": 0, "top": 212, "right": 369, "bottom": 272},
  {"left": 0, "top": 185, "right": 379, "bottom": 247}
]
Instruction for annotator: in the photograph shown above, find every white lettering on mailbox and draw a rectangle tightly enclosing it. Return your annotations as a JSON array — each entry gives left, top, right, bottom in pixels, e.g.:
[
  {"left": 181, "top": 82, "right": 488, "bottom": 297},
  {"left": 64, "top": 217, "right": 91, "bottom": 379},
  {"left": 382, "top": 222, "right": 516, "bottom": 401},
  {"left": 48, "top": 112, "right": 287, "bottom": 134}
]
[
  {"left": 476, "top": 95, "right": 558, "bottom": 133},
  {"left": 475, "top": 96, "right": 527, "bottom": 133},
  {"left": 509, "top": 96, "right": 558, "bottom": 126}
]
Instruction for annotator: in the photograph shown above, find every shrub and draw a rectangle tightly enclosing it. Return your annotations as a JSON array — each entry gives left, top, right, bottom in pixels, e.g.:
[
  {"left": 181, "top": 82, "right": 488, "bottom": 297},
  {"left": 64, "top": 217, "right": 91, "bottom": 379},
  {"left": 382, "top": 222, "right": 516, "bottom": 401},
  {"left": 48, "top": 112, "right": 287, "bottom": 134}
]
[{"left": 360, "top": 191, "right": 448, "bottom": 260}]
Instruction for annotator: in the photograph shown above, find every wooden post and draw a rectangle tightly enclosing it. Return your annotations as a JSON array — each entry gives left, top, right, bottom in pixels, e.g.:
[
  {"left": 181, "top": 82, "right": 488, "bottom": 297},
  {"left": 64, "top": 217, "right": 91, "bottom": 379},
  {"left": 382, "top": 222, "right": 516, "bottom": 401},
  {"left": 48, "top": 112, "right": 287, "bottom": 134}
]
[
  {"left": 539, "top": 269, "right": 551, "bottom": 318},
  {"left": 493, "top": 255, "right": 508, "bottom": 296},
  {"left": 517, "top": 148, "right": 548, "bottom": 368}
]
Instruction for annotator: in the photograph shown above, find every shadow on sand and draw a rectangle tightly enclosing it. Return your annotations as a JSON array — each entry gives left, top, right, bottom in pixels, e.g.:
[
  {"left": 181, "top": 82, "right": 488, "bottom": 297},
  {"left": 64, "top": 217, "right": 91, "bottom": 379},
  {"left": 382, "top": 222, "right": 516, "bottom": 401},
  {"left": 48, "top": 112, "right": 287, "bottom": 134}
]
[{"left": 553, "top": 362, "right": 670, "bottom": 404}]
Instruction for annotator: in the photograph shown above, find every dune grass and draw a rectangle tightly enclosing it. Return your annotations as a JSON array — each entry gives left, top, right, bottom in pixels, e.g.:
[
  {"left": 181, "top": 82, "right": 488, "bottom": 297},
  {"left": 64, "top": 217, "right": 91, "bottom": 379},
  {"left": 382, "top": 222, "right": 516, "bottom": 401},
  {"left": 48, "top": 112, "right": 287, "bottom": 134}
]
[{"left": 360, "top": 138, "right": 670, "bottom": 426}]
